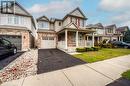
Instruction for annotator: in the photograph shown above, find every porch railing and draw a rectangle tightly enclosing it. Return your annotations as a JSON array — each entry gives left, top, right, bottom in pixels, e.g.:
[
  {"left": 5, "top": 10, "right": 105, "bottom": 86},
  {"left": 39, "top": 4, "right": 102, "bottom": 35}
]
[
  {"left": 78, "top": 40, "right": 85, "bottom": 47},
  {"left": 57, "top": 41, "right": 65, "bottom": 49},
  {"left": 86, "top": 40, "right": 93, "bottom": 47}
]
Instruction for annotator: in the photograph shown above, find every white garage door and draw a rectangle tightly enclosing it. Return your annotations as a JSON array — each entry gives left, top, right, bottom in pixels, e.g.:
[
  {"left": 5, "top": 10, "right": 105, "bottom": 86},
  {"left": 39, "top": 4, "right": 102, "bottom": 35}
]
[{"left": 41, "top": 36, "right": 56, "bottom": 49}]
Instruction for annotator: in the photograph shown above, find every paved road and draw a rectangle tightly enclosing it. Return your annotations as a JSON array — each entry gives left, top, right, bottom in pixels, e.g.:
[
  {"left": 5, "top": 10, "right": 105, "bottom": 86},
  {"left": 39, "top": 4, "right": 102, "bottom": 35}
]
[
  {"left": 37, "top": 49, "right": 86, "bottom": 74},
  {"left": 1, "top": 52, "right": 130, "bottom": 86}
]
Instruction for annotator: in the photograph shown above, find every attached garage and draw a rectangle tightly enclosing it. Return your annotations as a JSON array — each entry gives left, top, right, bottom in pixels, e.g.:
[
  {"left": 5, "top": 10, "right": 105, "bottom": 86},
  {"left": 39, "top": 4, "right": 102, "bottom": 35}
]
[
  {"left": 0, "top": 35, "right": 22, "bottom": 50},
  {"left": 41, "top": 36, "right": 56, "bottom": 49}
]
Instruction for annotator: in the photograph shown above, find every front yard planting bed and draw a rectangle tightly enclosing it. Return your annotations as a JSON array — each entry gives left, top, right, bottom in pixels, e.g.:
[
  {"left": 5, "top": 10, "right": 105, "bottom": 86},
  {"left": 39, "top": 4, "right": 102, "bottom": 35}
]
[
  {"left": 73, "top": 48, "right": 130, "bottom": 63},
  {"left": 122, "top": 70, "right": 130, "bottom": 80}
]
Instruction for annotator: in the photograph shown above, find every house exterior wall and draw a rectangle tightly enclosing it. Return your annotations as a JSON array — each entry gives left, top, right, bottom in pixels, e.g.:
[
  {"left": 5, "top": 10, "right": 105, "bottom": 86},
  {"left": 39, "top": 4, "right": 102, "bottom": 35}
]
[
  {"left": 0, "top": 13, "right": 32, "bottom": 30},
  {"left": 54, "top": 21, "right": 63, "bottom": 32},
  {"left": 95, "top": 28, "right": 105, "bottom": 35},
  {"left": 63, "top": 17, "right": 71, "bottom": 27}
]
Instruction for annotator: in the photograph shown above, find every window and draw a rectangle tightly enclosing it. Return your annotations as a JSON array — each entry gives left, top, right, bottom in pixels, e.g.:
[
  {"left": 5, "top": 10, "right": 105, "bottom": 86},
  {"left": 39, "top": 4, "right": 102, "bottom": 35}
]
[
  {"left": 20, "top": 16, "right": 24, "bottom": 25},
  {"left": 8, "top": 15, "right": 13, "bottom": 24},
  {"left": 72, "top": 18, "right": 77, "bottom": 24},
  {"left": 14, "top": 16, "right": 19, "bottom": 24},
  {"left": 108, "top": 29, "right": 113, "bottom": 33},
  {"left": 39, "top": 21, "right": 49, "bottom": 29},
  {"left": 80, "top": 19, "right": 84, "bottom": 27},
  {"left": 59, "top": 22, "right": 61, "bottom": 26}
]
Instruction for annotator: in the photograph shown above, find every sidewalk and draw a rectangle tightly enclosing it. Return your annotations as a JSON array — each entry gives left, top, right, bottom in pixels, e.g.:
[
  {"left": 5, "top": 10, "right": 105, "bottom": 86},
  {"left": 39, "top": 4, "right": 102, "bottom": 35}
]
[{"left": 1, "top": 55, "right": 130, "bottom": 86}]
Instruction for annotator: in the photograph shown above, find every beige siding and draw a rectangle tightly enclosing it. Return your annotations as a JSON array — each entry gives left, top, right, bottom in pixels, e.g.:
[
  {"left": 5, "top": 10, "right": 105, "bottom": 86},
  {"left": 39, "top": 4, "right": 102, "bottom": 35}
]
[
  {"left": 54, "top": 21, "right": 63, "bottom": 32},
  {"left": 63, "top": 17, "right": 71, "bottom": 27},
  {"left": 70, "top": 10, "right": 84, "bottom": 18},
  {"left": 0, "top": 14, "right": 32, "bottom": 30}
]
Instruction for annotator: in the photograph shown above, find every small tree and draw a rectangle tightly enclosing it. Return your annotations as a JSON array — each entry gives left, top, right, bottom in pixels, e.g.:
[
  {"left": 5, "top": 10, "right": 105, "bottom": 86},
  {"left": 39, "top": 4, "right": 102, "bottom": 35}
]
[{"left": 123, "top": 30, "right": 130, "bottom": 43}]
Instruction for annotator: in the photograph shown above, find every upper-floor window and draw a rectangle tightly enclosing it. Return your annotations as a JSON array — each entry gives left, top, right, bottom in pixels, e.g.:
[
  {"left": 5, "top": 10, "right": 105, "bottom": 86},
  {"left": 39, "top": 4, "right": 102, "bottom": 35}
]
[
  {"left": 38, "top": 21, "right": 49, "bottom": 29},
  {"left": 71, "top": 17, "right": 77, "bottom": 24},
  {"left": 8, "top": 15, "right": 13, "bottom": 24},
  {"left": 71, "top": 17, "right": 84, "bottom": 27},
  {"left": 59, "top": 22, "right": 61, "bottom": 26},
  {"left": 7, "top": 15, "right": 24, "bottom": 25},
  {"left": 108, "top": 28, "right": 113, "bottom": 33},
  {"left": 14, "top": 16, "right": 19, "bottom": 24}
]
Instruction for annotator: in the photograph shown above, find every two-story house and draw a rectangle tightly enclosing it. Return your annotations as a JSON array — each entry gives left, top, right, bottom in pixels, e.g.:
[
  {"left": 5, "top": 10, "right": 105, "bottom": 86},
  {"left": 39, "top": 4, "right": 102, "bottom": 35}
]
[
  {"left": 36, "top": 7, "right": 95, "bottom": 52},
  {"left": 86, "top": 23, "right": 123, "bottom": 45},
  {"left": 0, "top": 1, "right": 36, "bottom": 51},
  {"left": 86, "top": 23, "right": 105, "bottom": 45},
  {"left": 104, "top": 24, "right": 122, "bottom": 41},
  {"left": 117, "top": 26, "right": 129, "bottom": 35}
]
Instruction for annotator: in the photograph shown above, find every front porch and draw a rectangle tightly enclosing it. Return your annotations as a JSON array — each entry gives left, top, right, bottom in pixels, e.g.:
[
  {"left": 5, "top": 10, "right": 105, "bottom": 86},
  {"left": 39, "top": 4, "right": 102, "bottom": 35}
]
[{"left": 57, "top": 28, "right": 95, "bottom": 52}]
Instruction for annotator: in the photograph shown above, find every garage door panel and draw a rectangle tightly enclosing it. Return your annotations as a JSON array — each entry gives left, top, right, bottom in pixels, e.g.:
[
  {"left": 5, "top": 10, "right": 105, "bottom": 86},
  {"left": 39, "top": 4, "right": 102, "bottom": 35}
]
[
  {"left": 0, "top": 35, "right": 22, "bottom": 50},
  {"left": 41, "top": 37, "right": 56, "bottom": 49}
]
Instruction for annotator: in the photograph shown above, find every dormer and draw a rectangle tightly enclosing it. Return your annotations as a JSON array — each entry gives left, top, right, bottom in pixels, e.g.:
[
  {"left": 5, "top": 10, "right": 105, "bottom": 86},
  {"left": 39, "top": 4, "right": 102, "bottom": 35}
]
[
  {"left": 63, "top": 7, "right": 87, "bottom": 27},
  {"left": 37, "top": 16, "right": 50, "bottom": 30}
]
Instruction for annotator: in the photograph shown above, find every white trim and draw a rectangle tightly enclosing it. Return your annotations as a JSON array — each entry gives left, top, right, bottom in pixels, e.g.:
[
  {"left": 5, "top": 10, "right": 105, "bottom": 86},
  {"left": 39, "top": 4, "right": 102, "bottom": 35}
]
[
  {"left": 76, "top": 31, "right": 79, "bottom": 47},
  {"left": 65, "top": 30, "right": 68, "bottom": 49}
]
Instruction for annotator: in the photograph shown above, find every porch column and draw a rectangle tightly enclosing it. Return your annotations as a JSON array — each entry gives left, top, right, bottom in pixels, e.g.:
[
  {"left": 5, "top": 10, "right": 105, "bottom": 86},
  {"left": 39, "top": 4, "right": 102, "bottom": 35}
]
[
  {"left": 119, "top": 36, "right": 120, "bottom": 41},
  {"left": 97, "top": 37, "right": 100, "bottom": 44},
  {"left": 76, "top": 31, "right": 79, "bottom": 47},
  {"left": 86, "top": 36, "right": 88, "bottom": 47},
  {"left": 84, "top": 35, "right": 86, "bottom": 47},
  {"left": 92, "top": 32, "right": 95, "bottom": 47},
  {"left": 65, "top": 30, "right": 68, "bottom": 49}
]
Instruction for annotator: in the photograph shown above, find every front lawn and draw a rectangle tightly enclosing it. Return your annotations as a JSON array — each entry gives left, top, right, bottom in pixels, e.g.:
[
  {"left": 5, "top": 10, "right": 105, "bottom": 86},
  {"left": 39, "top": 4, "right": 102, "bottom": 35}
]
[
  {"left": 122, "top": 70, "right": 130, "bottom": 80},
  {"left": 73, "top": 48, "right": 130, "bottom": 63}
]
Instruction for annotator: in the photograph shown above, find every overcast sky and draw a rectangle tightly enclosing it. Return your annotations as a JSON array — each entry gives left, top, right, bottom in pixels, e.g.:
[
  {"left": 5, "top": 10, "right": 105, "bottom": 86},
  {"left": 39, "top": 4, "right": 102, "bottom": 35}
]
[{"left": 17, "top": 0, "right": 130, "bottom": 27}]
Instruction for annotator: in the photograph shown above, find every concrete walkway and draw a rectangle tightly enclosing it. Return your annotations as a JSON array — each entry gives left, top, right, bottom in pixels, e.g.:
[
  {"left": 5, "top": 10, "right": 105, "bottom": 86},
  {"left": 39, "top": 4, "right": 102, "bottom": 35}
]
[{"left": 1, "top": 55, "right": 130, "bottom": 86}]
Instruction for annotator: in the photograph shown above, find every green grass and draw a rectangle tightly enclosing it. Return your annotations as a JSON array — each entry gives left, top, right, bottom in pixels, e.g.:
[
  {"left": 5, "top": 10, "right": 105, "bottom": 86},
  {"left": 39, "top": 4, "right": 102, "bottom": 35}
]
[
  {"left": 73, "top": 48, "right": 130, "bottom": 63},
  {"left": 122, "top": 70, "right": 130, "bottom": 80}
]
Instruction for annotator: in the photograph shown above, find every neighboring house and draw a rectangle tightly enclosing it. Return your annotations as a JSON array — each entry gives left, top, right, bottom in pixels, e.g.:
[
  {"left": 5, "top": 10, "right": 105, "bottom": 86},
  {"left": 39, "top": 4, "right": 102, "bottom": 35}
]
[
  {"left": 0, "top": 1, "right": 36, "bottom": 51},
  {"left": 117, "top": 26, "right": 129, "bottom": 35},
  {"left": 86, "top": 23, "right": 105, "bottom": 45},
  {"left": 86, "top": 23, "right": 123, "bottom": 45},
  {"left": 36, "top": 7, "right": 95, "bottom": 52},
  {"left": 105, "top": 24, "right": 123, "bottom": 41}
]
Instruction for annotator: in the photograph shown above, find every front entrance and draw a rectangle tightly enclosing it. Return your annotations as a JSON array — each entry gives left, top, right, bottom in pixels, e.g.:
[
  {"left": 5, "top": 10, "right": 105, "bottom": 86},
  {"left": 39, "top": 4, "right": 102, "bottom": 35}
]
[{"left": 41, "top": 36, "right": 56, "bottom": 49}]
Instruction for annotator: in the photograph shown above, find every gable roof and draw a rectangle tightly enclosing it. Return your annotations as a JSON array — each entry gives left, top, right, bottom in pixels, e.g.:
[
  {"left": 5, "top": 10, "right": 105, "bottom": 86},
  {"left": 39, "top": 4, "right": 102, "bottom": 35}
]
[
  {"left": 37, "top": 15, "right": 49, "bottom": 22},
  {"left": 64, "top": 22, "right": 78, "bottom": 29},
  {"left": 105, "top": 24, "right": 116, "bottom": 29},
  {"left": 68, "top": 7, "right": 86, "bottom": 18},
  {"left": 116, "top": 26, "right": 129, "bottom": 32},
  {"left": 63, "top": 7, "right": 87, "bottom": 20},
  {"left": 94, "top": 23, "right": 104, "bottom": 29},
  {"left": 86, "top": 23, "right": 104, "bottom": 29}
]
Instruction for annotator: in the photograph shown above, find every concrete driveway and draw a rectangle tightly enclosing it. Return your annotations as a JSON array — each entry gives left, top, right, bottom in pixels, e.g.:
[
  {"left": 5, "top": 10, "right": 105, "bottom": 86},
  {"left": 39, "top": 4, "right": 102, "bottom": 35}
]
[{"left": 37, "top": 49, "right": 86, "bottom": 74}]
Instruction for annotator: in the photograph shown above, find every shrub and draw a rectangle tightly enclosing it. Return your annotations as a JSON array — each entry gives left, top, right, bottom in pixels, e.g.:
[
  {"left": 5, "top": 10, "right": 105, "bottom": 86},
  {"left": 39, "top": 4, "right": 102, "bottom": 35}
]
[
  {"left": 76, "top": 48, "right": 86, "bottom": 52},
  {"left": 100, "top": 43, "right": 114, "bottom": 48},
  {"left": 91, "top": 47, "right": 100, "bottom": 51},
  {"left": 87, "top": 47, "right": 93, "bottom": 51}
]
